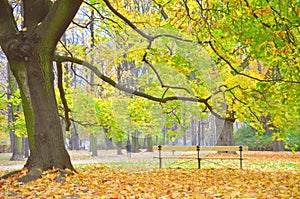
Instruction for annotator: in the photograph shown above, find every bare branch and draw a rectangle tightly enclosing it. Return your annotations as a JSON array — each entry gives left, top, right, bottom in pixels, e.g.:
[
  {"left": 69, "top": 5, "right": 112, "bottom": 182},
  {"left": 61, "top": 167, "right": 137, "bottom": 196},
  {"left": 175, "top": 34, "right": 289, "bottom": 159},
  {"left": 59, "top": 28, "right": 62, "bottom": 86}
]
[
  {"left": 83, "top": 1, "right": 123, "bottom": 29},
  {"left": 208, "top": 41, "right": 300, "bottom": 84},
  {"left": 59, "top": 114, "right": 100, "bottom": 127}
]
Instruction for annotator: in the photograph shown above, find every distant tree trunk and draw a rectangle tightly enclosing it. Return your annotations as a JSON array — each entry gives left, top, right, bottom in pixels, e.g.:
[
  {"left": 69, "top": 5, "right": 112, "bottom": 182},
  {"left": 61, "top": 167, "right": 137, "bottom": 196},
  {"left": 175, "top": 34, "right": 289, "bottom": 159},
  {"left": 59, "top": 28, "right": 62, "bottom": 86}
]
[
  {"left": 183, "top": 130, "right": 187, "bottom": 145},
  {"left": 262, "top": 115, "right": 284, "bottom": 151},
  {"left": 7, "top": 64, "right": 23, "bottom": 161},
  {"left": 23, "top": 137, "right": 29, "bottom": 158},
  {"left": 132, "top": 130, "right": 140, "bottom": 153},
  {"left": 273, "top": 139, "right": 284, "bottom": 151},
  {"left": 146, "top": 134, "right": 153, "bottom": 152},
  {"left": 104, "top": 128, "right": 114, "bottom": 150},
  {"left": 10, "top": 134, "right": 24, "bottom": 161},
  {"left": 70, "top": 121, "right": 79, "bottom": 150},
  {"left": 162, "top": 126, "right": 166, "bottom": 145},
  {"left": 90, "top": 134, "right": 98, "bottom": 156},
  {"left": 191, "top": 120, "right": 197, "bottom": 145},
  {"left": 215, "top": 117, "right": 235, "bottom": 146},
  {"left": 116, "top": 141, "right": 123, "bottom": 155}
]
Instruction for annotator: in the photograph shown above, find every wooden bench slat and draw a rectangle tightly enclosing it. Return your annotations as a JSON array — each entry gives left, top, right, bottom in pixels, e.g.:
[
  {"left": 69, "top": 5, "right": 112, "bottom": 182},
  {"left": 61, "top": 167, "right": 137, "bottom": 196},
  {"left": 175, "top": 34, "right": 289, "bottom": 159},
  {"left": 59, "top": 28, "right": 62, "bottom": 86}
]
[
  {"left": 200, "top": 157, "right": 249, "bottom": 160},
  {"left": 154, "top": 157, "right": 249, "bottom": 160},
  {"left": 153, "top": 145, "right": 248, "bottom": 152}
]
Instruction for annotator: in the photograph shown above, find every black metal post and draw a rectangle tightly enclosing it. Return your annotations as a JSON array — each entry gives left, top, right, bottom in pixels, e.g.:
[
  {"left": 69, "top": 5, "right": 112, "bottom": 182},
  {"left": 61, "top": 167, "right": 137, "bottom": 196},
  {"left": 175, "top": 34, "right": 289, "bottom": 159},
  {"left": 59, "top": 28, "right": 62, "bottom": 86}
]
[
  {"left": 158, "top": 145, "right": 162, "bottom": 168},
  {"left": 239, "top": 146, "right": 243, "bottom": 169},
  {"left": 197, "top": 145, "right": 201, "bottom": 169}
]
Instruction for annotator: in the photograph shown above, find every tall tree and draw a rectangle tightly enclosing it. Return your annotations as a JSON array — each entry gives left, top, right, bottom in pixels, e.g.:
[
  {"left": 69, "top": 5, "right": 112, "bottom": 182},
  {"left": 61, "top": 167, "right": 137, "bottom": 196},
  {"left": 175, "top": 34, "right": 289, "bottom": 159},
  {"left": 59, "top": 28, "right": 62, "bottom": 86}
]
[{"left": 0, "top": 0, "right": 83, "bottom": 182}]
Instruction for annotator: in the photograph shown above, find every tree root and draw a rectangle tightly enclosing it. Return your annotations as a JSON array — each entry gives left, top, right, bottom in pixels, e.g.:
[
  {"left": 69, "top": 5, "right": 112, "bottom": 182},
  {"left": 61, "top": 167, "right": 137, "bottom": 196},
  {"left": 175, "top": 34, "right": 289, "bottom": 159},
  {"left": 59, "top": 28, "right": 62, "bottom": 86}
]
[
  {"left": 17, "top": 168, "right": 42, "bottom": 183},
  {"left": 17, "top": 168, "right": 75, "bottom": 183},
  {"left": 1, "top": 167, "right": 76, "bottom": 183}
]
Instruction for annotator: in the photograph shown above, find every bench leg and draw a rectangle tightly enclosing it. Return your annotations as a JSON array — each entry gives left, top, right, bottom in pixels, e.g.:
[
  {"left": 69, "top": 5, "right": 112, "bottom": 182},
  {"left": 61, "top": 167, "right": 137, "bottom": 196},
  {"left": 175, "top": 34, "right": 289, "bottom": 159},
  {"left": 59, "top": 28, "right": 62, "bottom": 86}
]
[
  {"left": 197, "top": 145, "right": 201, "bottom": 169},
  {"left": 159, "top": 158, "right": 162, "bottom": 168},
  {"left": 239, "top": 146, "right": 243, "bottom": 169},
  {"left": 159, "top": 145, "right": 162, "bottom": 168}
]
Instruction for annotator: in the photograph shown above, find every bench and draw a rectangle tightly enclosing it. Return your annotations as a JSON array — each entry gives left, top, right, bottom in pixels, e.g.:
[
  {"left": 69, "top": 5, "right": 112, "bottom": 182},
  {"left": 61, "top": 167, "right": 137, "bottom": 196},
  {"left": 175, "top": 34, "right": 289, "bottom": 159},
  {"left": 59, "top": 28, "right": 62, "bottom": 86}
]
[{"left": 153, "top": 145, "right": 248, "bottom": 169}]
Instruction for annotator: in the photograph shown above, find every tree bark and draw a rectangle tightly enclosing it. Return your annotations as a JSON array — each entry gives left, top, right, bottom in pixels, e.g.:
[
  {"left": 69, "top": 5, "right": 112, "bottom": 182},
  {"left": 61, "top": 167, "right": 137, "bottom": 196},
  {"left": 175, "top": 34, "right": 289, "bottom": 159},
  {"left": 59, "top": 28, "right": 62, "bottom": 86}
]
[
  {"left": 104, "top": 128, "right": 114, "bottom": 150},
  {"left": 273, "top": 139, "right": 284, "bottom": 151},
  {"left": 23, "top": 137, "right": 30, "bottom": 158},
  {"left": 90, "top": 134, "right": 98, "bottom": 156},
  {"left": 70, "top": 121, "right": 79, "bottom": 150},
  {"left": 145, "top": 134, "right": 153, "bottom": 152},
  {"left": 215, "top": 117, "right": 235, "bottom": 146},
  {"left": 10, "top": 134, "right": 24, "bottom": 161},
  {"left": 131, "top": 130, "right": 140, "bottom": 153},
  {"left": 116, "top": 141, "right": 123, "bottom": 155}
]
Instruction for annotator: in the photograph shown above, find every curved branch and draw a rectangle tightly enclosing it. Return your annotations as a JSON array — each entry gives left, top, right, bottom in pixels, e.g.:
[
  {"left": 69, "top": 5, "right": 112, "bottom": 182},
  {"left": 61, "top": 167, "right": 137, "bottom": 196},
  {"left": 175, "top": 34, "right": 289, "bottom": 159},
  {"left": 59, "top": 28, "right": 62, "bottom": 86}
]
[
  {"left": 224, "top": 85, "right": 262, "bottom": 122},
  {"left": 83, "top": 1, "right": 123, "bottom": 29},
  {"left": 37, "top": 0, "right": 83, "bottom": 50},
  {"left": 56, "top": 61, "right": 71, "bottom": 131},
  {"left": 103, "top": 0, "right": 152, "bottom": 40},
  {"left": 53, "top": 54, "right": 227, "bottom": 121},
  {"left": 208, "top": 41, "right": 300, "bottom": 84}
]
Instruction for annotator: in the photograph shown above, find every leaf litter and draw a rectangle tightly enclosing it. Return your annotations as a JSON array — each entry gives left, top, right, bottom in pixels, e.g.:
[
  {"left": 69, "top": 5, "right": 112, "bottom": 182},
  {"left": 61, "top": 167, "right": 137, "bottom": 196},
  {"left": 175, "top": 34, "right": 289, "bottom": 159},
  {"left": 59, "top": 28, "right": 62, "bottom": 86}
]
[{"left": 0, "top": 151, "right": 299, "bottom": 198}]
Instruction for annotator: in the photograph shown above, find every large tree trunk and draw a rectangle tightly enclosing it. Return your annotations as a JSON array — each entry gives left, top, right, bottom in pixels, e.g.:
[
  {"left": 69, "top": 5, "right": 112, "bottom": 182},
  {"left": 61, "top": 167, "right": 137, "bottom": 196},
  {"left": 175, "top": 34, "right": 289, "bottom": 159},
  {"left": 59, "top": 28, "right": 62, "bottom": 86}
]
[
  {"left": 0, "top": 0, "right": 83, "bottom": 182},
  {"left": 215, "top": 117, "right": 235, "bottom": 146},
  {"left": 7, "top": 52, "right": 74, "bottom": 182}
]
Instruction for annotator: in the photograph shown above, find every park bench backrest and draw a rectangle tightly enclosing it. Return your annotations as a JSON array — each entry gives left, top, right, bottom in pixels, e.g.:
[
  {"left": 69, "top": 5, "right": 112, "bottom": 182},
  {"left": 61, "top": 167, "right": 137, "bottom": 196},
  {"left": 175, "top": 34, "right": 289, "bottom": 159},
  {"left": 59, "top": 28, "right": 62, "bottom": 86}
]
[{"left": 153, "top": 145, "right": 248, "bottom": 152}]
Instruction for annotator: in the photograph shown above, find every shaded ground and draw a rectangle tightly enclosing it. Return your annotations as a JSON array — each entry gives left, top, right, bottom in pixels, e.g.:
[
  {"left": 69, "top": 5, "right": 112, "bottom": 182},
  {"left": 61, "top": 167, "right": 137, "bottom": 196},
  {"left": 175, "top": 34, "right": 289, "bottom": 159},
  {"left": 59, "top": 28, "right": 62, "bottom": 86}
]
[{"left": 0, "top": 149, "right": 158, "bottom": 171}]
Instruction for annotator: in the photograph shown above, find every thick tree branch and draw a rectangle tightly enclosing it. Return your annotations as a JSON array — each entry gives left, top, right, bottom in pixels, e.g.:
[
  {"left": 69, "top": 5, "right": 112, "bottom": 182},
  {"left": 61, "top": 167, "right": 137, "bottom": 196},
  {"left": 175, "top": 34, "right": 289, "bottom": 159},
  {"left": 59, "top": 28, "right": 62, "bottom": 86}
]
[
  {"left": 0, "top": 0, "right": 18, "bottom": 51},
  {"left": 23, "top": 0, "right": 52, "bottom": 31},
  {"left": 142, "top": 51, "right": 192, "bottom": 95},
  {"left": 37, "top": 0, "right": 83, "bottom": 51}
]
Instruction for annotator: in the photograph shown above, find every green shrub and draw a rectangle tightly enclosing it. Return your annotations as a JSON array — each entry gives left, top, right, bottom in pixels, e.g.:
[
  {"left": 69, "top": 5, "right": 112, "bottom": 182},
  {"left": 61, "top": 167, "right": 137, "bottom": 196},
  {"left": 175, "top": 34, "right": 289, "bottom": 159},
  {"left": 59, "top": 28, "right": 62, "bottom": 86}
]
[{"left": 234, "top": 125, "right": 273, "bottom": 151}]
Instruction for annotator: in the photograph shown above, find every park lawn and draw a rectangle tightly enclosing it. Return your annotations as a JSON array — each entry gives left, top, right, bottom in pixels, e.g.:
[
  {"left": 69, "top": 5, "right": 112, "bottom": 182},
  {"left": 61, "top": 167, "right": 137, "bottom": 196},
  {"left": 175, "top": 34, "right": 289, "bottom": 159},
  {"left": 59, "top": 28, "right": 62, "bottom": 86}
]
[{"left": 0, "top": 151, "right": 299, "bottom": 198}]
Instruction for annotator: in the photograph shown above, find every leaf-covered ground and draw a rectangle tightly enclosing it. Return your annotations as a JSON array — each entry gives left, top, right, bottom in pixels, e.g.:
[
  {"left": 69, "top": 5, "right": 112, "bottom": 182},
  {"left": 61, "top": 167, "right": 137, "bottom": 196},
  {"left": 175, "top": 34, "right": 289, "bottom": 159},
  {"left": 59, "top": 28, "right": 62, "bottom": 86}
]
[{"left": 0, "top": 151, "right": 299, "bottom": 198}]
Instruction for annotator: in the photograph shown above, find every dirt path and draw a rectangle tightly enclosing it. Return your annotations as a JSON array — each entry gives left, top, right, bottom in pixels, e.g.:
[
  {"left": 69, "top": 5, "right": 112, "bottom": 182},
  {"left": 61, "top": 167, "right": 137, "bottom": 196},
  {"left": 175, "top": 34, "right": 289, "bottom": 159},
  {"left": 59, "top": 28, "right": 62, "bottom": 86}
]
[{"left": 0, "top": 149, "right": 159, "bottom": 171}]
